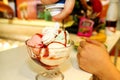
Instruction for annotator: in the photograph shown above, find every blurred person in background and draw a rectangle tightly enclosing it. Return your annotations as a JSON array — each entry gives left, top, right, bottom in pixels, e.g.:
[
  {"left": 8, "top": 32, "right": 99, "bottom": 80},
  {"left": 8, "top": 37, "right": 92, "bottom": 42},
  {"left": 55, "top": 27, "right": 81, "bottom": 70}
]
[{"left": 41, "top": 0, "right": 75, "bottom": 21}]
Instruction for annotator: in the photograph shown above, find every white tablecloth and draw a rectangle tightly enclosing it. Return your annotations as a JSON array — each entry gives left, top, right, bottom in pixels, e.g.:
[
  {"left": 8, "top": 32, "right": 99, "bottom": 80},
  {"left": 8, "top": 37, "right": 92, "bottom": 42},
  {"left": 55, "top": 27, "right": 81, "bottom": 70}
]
[
  {"left": 104, "top": 31, "right": 120, "bottom": 52},
  {"left": 0, "top": 46, "right": 92, "bottom": 80}
]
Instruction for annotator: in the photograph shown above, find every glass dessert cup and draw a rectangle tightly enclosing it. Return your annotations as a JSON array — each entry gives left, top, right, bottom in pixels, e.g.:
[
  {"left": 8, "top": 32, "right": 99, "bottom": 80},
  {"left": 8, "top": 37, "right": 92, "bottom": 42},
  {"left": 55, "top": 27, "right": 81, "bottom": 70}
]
[{"left": 26, "top": 41, "right": 73, "bottom": 80}]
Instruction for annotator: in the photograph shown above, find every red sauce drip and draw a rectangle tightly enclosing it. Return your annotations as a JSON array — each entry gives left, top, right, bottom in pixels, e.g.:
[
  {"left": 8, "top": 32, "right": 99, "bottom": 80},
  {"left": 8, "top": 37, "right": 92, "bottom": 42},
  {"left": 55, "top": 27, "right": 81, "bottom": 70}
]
[
  {"left": 36, "top": 56, "right": 40, "bottom": 61},
  {"left": 36, "top": 33, "right": 43, "bottom": 37},
  {"left": 43, "top": 46, "right": 49, "bottom": 57},
  {"left": 64, "top": 31, "right": 67, "bottom": 47}
]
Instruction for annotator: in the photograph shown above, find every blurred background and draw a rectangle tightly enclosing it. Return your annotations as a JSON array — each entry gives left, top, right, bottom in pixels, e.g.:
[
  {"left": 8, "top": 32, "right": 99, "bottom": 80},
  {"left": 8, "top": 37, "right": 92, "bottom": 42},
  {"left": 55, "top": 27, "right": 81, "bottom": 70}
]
[{"left": 0, "top": 0, "right": 120, "bottom": 66}]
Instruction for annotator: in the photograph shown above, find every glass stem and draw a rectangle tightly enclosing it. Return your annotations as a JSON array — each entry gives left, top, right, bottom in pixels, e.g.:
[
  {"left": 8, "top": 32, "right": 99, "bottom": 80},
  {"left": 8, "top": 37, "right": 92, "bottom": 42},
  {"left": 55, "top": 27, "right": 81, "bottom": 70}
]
[{"left": 36, "top": 68, "right": 64, "bottom": 80}]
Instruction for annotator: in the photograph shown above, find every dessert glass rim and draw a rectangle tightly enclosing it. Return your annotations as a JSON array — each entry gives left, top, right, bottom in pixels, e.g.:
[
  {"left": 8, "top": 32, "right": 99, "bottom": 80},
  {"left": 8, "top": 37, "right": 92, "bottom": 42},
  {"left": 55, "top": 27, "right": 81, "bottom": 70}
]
[{"left": 25, "top": 40, "right": 74, "bottom": 49}]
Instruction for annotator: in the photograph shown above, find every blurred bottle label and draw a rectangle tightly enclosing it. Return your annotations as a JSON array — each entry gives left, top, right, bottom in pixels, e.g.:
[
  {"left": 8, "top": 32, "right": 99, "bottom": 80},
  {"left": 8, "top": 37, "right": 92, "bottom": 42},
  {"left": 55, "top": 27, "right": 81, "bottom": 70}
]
[
  {"left": 37, "top": 4, "right": 45, "bottom": 19},
  {"left": 77, "top": 17, "right": 94, "bottom": 37}
]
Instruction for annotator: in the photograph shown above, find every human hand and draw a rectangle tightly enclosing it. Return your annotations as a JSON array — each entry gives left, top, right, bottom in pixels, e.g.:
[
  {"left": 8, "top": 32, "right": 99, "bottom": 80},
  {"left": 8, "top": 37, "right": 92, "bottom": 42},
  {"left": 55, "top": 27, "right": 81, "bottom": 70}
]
[
  {"left": 41, "top": 0, "right": 75, "bottom": 21},
  {"left": 77, "top": 39, "right": 120, "bottom": 80},
  {"left": 77, "top": 39, "right": 111, "bottom": 75}
]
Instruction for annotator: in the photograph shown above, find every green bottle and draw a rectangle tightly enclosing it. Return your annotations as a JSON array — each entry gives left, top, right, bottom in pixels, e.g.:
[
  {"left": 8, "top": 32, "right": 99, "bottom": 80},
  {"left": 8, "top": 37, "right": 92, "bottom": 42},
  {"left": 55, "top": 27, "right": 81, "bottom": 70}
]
[{"left": 44, "top": 10, "right": 52, "bottom": 21}]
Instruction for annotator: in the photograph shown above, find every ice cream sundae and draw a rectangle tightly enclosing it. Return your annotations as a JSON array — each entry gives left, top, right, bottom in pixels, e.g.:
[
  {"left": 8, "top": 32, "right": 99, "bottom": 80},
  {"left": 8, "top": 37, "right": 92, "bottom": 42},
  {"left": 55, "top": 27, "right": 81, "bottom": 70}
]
[{"left": 26, "top": 23, "right": 73, "bottom": 69}]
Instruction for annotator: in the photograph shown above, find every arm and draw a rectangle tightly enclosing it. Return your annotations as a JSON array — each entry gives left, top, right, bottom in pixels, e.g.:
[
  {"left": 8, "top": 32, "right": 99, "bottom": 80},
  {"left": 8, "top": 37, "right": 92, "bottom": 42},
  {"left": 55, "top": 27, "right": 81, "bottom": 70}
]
[
  {"left": 52, "top": 0, "right": 75, "bottom": 21},
  {"left": 40, "top": 0, "right": 75, "bottom": 21},
  {"left": 77, "top": 39, "right": 120, "bottom": 80},
  {"left": 40, "top": 0, "right": 59, "bottom": 4}
]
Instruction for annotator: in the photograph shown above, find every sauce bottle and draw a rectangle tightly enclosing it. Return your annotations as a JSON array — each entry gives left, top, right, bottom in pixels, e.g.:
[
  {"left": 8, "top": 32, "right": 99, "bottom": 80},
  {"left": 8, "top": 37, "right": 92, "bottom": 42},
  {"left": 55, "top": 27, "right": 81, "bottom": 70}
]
[{"left": 106, "top": 0, "right": 119, "bottom": 35}]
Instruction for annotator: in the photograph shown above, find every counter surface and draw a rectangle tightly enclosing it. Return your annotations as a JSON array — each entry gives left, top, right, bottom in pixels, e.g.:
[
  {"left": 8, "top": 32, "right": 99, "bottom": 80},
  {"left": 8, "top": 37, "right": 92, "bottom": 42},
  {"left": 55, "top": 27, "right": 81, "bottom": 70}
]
[{"left": 0, "top": 46, "right": 92, "bottom": 80}]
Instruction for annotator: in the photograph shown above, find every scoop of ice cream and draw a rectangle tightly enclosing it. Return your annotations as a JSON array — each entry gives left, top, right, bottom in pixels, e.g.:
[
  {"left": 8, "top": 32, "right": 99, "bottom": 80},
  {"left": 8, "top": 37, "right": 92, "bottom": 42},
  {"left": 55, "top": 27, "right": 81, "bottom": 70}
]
[
  {"left": 42, "top": 23, "right": 60, "bottom": 45},
  {"left": 54, "top": 30, "right": 70, "bottom": 47},
  {"left": 42, "top": 27, "right": 58, "bottom": 45},
  {"left": 40, "top": 43, "right": 70, "bottom": 66},
  {"left": 26, "top": 34, "right": 43, "bottom": 48}
]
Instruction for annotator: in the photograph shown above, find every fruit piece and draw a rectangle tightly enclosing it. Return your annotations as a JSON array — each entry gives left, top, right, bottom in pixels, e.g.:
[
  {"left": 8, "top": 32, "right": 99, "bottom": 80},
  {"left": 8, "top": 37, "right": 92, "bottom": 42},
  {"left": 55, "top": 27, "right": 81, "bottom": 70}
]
[{"left": 90, "top": 30, "right": 106, "bottom": 43}]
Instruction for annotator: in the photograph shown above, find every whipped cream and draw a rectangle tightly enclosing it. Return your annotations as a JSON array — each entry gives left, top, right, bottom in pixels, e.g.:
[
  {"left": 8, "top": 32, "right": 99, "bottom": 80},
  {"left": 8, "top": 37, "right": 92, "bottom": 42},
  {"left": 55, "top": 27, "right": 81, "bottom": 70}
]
[{"left": 42, "top": 22, "right": 60, "bottom": 45}]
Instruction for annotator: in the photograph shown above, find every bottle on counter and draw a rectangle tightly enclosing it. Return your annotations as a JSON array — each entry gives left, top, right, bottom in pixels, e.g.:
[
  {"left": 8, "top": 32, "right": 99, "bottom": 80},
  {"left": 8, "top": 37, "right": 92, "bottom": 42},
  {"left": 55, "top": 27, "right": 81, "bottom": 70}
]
[{"left": 105, "top": 0, "right": 119, "bottom": 35}]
